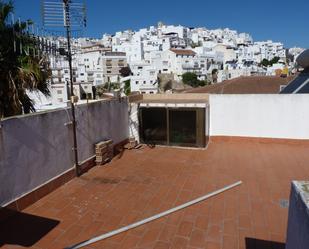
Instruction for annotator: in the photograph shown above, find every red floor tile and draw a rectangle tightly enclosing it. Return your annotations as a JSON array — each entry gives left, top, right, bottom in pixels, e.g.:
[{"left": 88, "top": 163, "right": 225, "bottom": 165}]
[{"left": 2, "top": 140, "right": 309, "bottom": 248}]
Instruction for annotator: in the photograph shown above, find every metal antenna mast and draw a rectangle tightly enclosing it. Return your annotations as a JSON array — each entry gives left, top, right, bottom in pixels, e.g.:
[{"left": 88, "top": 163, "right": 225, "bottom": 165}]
[
  {"left": 64, "top": 0, "right": 79, "bottom": 176},
  {"left": 42, "top": 0, "right": 86, "bottom": 176}
]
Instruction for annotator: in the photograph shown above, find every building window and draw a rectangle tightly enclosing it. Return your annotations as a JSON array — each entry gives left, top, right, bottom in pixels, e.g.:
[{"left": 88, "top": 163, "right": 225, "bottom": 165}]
[
  {"left": 136, "top": 81, "right": 139, "bottom": 84},
  {"left": 64, "top": 70, "right": 68, "bottom": 73},
  {"left": 107, "top": 70, "right": 111, "bottom": 73},
  {"left": 143, "top": 81, "right": 146, "bottom": 84},
  {"left": 80, "top": 73, "right": 84, "bottom": 76}
]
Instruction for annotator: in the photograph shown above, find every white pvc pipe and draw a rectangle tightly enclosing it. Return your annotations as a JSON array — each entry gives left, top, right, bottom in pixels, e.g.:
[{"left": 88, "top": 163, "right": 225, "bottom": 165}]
[{"left": 65, "top": 181, "right": 242, "bottom": 249}]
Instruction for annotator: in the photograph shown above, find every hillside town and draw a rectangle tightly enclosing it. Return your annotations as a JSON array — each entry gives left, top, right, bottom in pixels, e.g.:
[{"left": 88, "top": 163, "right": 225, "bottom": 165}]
[
  {"left": 2, "top": 1, "right": 309, "bottom": 249},
  {"left": 34, "top": 22, "right": 304, "bottom": 110}
]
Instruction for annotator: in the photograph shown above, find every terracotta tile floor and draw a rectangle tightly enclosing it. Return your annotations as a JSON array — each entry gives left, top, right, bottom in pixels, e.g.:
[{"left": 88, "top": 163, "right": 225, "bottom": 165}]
[{"left": 2, "top": 139, "right": 309, "bottom": 249}]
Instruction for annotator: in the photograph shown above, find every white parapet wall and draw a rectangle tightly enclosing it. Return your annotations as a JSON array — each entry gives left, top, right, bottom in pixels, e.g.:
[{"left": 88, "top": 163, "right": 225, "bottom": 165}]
[
  {"left": 209, "top": 94, "right": 309, "bottom": 140},
  {"left": 0, "top": 98, "right": 129, "bottom": 206},
  {"left": 286, "top": 181, "right": 309, "bottom": 249},
  {"left": 129, "top": 103, "right": 140, "bottom": 142}
]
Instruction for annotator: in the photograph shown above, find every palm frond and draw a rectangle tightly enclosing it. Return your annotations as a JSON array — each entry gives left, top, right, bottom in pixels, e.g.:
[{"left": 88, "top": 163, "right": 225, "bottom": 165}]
[
  {"left": 0, "top": 1, "right": 13, "bottom": 25},
  {"left": 0, "top": 1, "right": 51, "bottom": 117}
]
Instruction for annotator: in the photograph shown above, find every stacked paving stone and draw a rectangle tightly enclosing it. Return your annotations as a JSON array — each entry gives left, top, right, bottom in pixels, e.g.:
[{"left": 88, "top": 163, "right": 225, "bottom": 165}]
[{"left": 95, "top": 140, "right": 113, "bottom": 166}]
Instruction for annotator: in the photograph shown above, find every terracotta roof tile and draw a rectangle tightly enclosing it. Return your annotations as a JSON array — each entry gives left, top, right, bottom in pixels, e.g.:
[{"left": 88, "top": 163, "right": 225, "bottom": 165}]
[
  {"left": 170, "top": 49, "right": 196, "bottom": 56},
  {"left": 185, "top": 75, "right": 296, "bottom": 94}
]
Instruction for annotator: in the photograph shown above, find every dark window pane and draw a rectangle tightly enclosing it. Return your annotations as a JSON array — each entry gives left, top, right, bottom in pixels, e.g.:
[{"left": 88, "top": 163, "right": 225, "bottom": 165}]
[
  {"left": 140, "top": 108, "right": 167, "bottom": 145},
  {"left": 169, "top": 110, "right": 196, "bottom": 146}
]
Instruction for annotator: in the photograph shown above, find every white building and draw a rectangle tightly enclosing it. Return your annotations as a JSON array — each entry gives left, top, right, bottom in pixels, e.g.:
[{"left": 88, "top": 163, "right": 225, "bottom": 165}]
[
  {"left": 43, "top": 23, "right": 296, "bottom": 108},
  {"left": 130, "top": 63, "right": 158, "bottom": 94}
]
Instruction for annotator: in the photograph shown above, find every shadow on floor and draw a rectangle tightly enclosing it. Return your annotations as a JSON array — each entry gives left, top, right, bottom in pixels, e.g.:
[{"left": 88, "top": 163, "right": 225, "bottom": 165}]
[
  {"left": 246, "top": 238, "right": 286, "bottom": 249},
  {"left": 0, "top": 208, "right": 59, "bottom": 247}
]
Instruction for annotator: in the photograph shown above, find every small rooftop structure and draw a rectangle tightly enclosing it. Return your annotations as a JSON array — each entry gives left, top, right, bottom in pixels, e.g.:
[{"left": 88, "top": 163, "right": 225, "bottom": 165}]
[{"left": 129, "top": 94, "right": 209, "bottom": 148}]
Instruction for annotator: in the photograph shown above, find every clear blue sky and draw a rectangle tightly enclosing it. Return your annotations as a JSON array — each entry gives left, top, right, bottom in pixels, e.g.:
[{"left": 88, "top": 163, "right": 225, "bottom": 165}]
[{"left": 12, "top": 0, "right": 309, "bottom": 48}]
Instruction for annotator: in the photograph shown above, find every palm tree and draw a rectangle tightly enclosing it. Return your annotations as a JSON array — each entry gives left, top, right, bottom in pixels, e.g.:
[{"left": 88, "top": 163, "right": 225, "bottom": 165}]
[{"left": 0, "top": 0, "right": 51, "bottom": 118}]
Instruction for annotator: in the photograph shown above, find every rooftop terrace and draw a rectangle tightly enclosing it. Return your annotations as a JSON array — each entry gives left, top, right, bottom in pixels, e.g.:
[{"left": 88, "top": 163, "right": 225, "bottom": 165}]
[
  {"left": 1, "top": 92, "right": 309, "bottom": 249},
  {"left": 2, "top": 138, "right": 309, "bottom": 249}
]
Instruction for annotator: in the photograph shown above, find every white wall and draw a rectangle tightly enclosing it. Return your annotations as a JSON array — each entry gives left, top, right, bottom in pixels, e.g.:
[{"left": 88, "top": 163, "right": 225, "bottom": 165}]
[
  {"left": 286, "top": 181, "right": 309, "bottom": 249},
  {"left": 0, "top": 99, "right": 129, "bottom": 206},
  {"left": 210, "top": 94, "right": 309, "bottom": 140},
  {"left": 129, "top": 103, "right": 140, "bottom": 142}
]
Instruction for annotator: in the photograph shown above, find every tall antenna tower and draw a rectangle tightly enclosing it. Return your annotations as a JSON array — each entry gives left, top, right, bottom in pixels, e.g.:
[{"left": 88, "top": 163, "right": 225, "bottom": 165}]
[{"left": 42, "top": 0, "right": 87, "bottom": 176}]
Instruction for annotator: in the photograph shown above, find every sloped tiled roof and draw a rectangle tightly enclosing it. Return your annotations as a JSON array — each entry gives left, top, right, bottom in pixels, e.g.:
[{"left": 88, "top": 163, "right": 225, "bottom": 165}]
[
  {"left": 184, "top": 75, "right": 295, "bottom": 94},
  {"left": 170, "top": 49, "right": 196, "bottom": 56}
]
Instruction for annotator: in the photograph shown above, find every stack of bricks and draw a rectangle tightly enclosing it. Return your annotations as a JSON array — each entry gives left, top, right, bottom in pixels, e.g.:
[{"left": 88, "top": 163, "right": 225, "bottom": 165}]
[{"left": 95, "top": 140, "right": 113, "bottom": 166}]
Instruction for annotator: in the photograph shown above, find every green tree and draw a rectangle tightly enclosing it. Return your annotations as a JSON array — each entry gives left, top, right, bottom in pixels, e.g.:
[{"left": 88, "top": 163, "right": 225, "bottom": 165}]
[
  {"left": 0, "top": 1, "right": 51, "bottom": 118},
  {"left": 261, "top": 58, "right": 270, "bottom": 67},
  {"left": 119, "top": 66, "right": 132, "bottom": 77},
  {"left": 198, "top": 80, "right": 210, "bottom": 87},
  {"left": 123, "top": 79, "right": 131, "bottom": 96},
  {"left": 260, "top": 57, "right": 280, "bottom": 67},
  {"left": 270, "top": 56, "right": 280, "bottom": 65},
  {"left": 182, "top": 72, "right": 199, "bottom": 87},
  {"left": 182, "top": 72, "right": 210, "bottom": 87}
]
